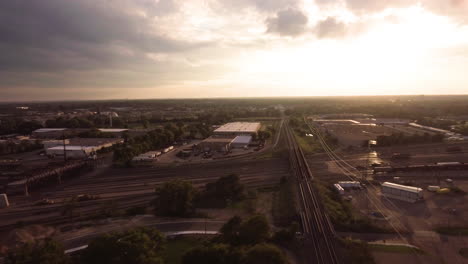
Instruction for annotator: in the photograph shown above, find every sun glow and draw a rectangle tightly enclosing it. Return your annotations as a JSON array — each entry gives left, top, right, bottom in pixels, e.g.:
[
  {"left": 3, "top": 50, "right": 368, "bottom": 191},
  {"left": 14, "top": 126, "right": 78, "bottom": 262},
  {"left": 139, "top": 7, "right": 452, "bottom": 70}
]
[{"left": 227, "top": 6, "right": 468, "bottom": 96}]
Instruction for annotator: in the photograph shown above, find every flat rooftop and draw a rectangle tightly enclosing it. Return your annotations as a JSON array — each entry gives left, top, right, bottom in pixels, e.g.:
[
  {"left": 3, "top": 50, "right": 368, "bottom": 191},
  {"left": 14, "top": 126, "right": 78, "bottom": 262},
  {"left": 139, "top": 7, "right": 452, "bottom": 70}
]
[
  {"left": 48, "top": 146, "right": 95, "bottom": 151},
  {"left": 202, "top": 136, "right": 235, "bottom": 143},
  {"left": 214, "top": 122, "right": 261, "bottom": 134},
  {"left": 34, "top": 128, "right": 67, "bottom": 133},
  {"left": 98, "top": 128, "right": 129, "bottom": 133}
]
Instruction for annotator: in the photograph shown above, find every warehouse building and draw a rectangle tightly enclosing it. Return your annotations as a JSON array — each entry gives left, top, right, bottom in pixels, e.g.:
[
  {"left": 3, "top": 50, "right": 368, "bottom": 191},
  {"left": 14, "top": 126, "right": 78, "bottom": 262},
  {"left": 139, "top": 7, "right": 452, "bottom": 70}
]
[
  {"left": 42, "top": 139, "right": 70, "bottom": 149},
  {"left": 46, "top": 146, "right": 96, "bottom": 159},
  {"left": 98, "top": 128, "right": 129, "bottom": 137},
  {"left": 213, "top": 122, "right": 261, "bottom": 137},
  {"left": 33, "top": 128, "right": 68, "bottom": 139},
  {"left": 198, "top": 136, "right": 235, "bottom": 152},
  {"left": 231, "top": 135, "right": 252, "bottom": 148}
]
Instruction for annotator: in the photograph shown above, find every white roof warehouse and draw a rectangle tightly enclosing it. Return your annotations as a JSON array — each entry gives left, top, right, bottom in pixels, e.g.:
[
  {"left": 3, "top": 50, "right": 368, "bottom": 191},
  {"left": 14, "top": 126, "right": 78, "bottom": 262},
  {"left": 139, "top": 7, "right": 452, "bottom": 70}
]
[{"left": 213, "top": 122, "right": 261, "bottom": 136}]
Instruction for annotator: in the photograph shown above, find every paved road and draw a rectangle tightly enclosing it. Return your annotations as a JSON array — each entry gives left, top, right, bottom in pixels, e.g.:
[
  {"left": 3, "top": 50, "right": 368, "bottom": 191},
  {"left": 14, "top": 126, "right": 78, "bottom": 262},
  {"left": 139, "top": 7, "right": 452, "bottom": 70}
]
[{"left": 57, "top": 217, "right": 225, "bottom": 249}]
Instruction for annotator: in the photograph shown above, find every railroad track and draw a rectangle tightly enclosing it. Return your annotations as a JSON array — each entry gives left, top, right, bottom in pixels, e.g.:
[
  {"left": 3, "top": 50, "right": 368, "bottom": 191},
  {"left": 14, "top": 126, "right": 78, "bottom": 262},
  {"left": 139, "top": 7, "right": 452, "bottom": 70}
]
[{"left": 284, "top": 120, "right": 340, "bottom": 264}]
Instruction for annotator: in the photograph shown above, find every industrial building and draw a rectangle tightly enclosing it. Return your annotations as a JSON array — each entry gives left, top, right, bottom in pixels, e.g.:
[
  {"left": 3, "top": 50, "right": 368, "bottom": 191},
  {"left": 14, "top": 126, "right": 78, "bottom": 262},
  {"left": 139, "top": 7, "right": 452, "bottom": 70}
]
[
  {"left": 32, "top": 128, "right": 68, "bottom": 139},
  {"left": 46, "top": 146, "right": 96, "bottom": 159},
  {"left": 42, "top": 139, "right": 70, "bottom": 149},
  {"left": 44, "top": 138, "right": 123, "bottom": 159},
  {"left": 98, "top": 128, "right": 129, "bottom": 137},
  {"left": 198, "top": 136, "right": 235, "bottom": 152},
  {"left": 381, "top": 182, "right": 423, "bottom": 203},
  {"left": 132, "top": 151, "right": 161, "bottom": 162},
  {"left": 231, "top": 135, "right": 253, "bottom": 148},
  {"left": 213, "top": 122, "right": 261, "bottom": 137}
]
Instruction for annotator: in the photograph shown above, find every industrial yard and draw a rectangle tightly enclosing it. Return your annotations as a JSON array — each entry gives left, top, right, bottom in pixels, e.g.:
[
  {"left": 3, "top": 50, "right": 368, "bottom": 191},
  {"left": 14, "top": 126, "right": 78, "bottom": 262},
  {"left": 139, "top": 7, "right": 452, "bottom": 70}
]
[{"left": 2, "top": 96, "right": 468, "bottom": 264}]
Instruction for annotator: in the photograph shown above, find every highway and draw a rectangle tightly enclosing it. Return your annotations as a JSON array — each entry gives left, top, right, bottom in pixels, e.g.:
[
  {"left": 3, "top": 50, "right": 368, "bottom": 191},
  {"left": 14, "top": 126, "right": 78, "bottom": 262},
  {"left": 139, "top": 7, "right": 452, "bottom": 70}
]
[{"left": 284, "top": 120, "right": 341, "bottom": 264}]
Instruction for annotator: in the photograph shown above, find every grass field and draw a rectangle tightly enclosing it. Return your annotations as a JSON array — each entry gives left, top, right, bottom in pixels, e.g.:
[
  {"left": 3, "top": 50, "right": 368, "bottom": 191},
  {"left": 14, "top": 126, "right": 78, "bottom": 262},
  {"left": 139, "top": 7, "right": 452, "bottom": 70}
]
[
  {"left": 435, "top": 226, "right": 468, "bottom": 236},
  {"left": 272, "top": 177, "right": 297, "bottom": 227}
]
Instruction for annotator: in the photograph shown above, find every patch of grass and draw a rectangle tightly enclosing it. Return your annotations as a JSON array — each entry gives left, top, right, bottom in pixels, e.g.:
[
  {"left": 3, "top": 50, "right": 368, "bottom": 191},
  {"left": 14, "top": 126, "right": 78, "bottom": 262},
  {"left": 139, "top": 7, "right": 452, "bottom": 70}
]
[
  {"left": 450, "top": 187, "right": 467, "bottom": 195},
  {"left": 339, "top": 238, "right": 376, "bottom": 264},
  {"left": 459, "top": 248, "right": 468, "bottom": 259},
  {"left": 435, "top": 226, "right": 468, "bottom": 236},
  {"left": 369, "top": 244, "right": 425, "bottom": 254},
  {"left": 272, "top": 177, "right": 298, "bottom": 227},
  {"left": 315, "top": 181, "right": 392, "bottom": 233},
  {"left": 163, "top": 236, "right": 207, "bottom": 264}
]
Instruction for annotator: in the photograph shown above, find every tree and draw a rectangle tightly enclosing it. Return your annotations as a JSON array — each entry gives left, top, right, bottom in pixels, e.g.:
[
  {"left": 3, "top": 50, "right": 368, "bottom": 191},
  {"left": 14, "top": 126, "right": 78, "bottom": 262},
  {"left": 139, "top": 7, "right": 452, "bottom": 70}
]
[
  {"left": 202, "top": 174, "right": 245, "bottom": 207},
  {"left": 17, "top": 121, "right": 42, "bottom": 135},
  {"left": 244, "top": 244, "right": 287, "bottom": 264},
  {"left": 238, "top": 215, "right": 270, "bottom": 245},
  {"left": 220, "top": 215, "right": 270, "bottom": 245},
  {"left": 153, "top": 180, "right": 195, "bottom": 217},
  {"left": 81, "top": 227, "right": 165, "bottom": 264},
  {"left": 5, "top": 238, "right": 70, "bottom": 264},
  {"left": 220, "top": 216, "right": 242, "bottom": 245}
]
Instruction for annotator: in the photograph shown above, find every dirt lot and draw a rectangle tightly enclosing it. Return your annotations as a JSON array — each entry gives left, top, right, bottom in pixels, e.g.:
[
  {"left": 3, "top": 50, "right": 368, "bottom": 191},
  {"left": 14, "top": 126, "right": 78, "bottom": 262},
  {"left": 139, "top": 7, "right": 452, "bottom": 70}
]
[
  {"left": 305, "top": 140, "right": 468, "bottom": 264},
  {"left": 323, "top": 124, "right": 397, "bottom": 147}
]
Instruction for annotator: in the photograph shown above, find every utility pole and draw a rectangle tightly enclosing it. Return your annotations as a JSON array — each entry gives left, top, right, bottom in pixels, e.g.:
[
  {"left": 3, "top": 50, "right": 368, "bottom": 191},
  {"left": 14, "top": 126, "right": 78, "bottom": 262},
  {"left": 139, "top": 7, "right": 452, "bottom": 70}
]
[
  {"left": 24, "top": 176, "right": 29, "bottom": 197},
  {"left": 62, "top": 131, "right": 67, "bottom": 162}
]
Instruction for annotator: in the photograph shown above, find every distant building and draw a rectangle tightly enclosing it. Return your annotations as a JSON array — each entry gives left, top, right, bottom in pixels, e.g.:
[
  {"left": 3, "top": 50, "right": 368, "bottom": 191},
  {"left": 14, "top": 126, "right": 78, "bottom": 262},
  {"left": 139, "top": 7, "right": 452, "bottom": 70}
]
[
  {"left": 32, "top": 128, "right": 68, "bottom": 139},
  {"left": 98, "top": 128, "right": 129, "bottom": 137},
  {"left": 198, "top": 136, "right": 235, "bottom": 152},
  {"left": 213, "top": 122, "right": 261, "bottom": 137},
  {"left": 45, "top": 138, "right": 122, "bottom": 159},
  {"left": 46, "top": 146, "right": 96, "bottom": 159},
  {"left": 42, "top": 139, "right": 70, "bottom": 150}
]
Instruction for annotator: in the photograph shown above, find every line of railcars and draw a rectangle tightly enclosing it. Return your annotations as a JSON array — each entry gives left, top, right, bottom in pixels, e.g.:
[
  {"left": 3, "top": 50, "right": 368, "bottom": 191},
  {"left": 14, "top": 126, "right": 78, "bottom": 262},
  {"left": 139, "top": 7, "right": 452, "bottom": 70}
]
[{"left": 374, "top": 162, "right": 468, "bottom": 174}]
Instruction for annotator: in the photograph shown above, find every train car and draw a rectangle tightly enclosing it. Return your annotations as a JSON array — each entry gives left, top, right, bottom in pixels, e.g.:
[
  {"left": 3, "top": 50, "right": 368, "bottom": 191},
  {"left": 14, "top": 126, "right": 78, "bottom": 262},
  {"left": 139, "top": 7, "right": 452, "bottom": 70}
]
[
  {"left": 381, "top": 182, "right": 423, "bottom": 203},
  {"left": 338, "top": 181, "right": 361, "bottom": 189}
]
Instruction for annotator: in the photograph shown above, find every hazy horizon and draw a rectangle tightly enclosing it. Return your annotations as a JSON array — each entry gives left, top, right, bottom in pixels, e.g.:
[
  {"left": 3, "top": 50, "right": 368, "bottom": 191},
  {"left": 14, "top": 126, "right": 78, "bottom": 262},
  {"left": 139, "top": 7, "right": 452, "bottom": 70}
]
[{"left": 1, "top": 0, "right": 468, "bottom": 101}]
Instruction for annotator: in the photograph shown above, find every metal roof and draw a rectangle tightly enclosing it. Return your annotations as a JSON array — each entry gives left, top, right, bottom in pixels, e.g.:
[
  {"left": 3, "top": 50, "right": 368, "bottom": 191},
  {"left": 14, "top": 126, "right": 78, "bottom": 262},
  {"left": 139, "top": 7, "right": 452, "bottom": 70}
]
[
  {"left": 98, "top": 128, "right": 128, "bottom": 132},
  {"left": 214, "top": 122, "right": 260, "bottom": 133},
  {"left": 34, "top": 128, "right": 67, "bottom": 132},
  {"left": 232, "top": 135, "right": 252, "bottom": 144},
  {"left": 47, "top": 146, "right": 95, "bottom": 151}
]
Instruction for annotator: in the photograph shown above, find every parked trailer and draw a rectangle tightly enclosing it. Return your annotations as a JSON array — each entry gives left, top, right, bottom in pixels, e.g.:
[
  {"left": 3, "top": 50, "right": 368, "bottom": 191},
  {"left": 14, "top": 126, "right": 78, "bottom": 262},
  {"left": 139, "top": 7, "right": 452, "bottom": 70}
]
[
  {"left": 163, "top": 146, "right": 174, "bottom": 153},
  {"left": 334, "top": 184, "right": 344, "bottom": 195},
  {"left": 338, "top": 181, "right": 361, "bottom": 189},
  {"left": 381, "top": 182, "right": 423, "bottom": 203}
]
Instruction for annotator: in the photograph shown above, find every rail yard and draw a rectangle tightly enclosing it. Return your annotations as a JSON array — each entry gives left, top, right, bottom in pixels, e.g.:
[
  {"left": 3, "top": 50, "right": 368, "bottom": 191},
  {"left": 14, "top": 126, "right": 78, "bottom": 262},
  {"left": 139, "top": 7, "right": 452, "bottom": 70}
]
[{"left": 3, "top": 97, "right": 468, "bottom": 264}]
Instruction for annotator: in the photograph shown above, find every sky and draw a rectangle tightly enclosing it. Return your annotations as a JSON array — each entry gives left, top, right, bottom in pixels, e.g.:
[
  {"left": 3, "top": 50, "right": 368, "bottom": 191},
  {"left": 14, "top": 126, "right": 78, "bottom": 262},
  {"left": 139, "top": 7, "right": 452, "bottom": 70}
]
[{"left": 1, "top": 0, "right": 468, "bottom": 101}]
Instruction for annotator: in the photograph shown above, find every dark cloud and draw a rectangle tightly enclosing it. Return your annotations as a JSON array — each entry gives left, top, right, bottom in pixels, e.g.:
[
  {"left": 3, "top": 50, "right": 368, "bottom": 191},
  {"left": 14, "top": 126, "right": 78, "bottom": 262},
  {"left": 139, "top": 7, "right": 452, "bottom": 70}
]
[
  {"left": 266, "top": 8, "right": 309, "bottom": 36},
  {"left": 315, "top": 17, "right": 347, "bottom": 39},
  {"left": 0, "top": 0, "right": 203, "bottom": 72}
]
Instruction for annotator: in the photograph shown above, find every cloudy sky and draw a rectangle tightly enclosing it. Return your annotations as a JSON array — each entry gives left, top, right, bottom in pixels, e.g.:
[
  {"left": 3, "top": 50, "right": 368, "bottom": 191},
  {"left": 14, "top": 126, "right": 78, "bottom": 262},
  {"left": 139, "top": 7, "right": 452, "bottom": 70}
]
[{"left": 1, "top": 0, "right": 468, "bottom": 101}]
